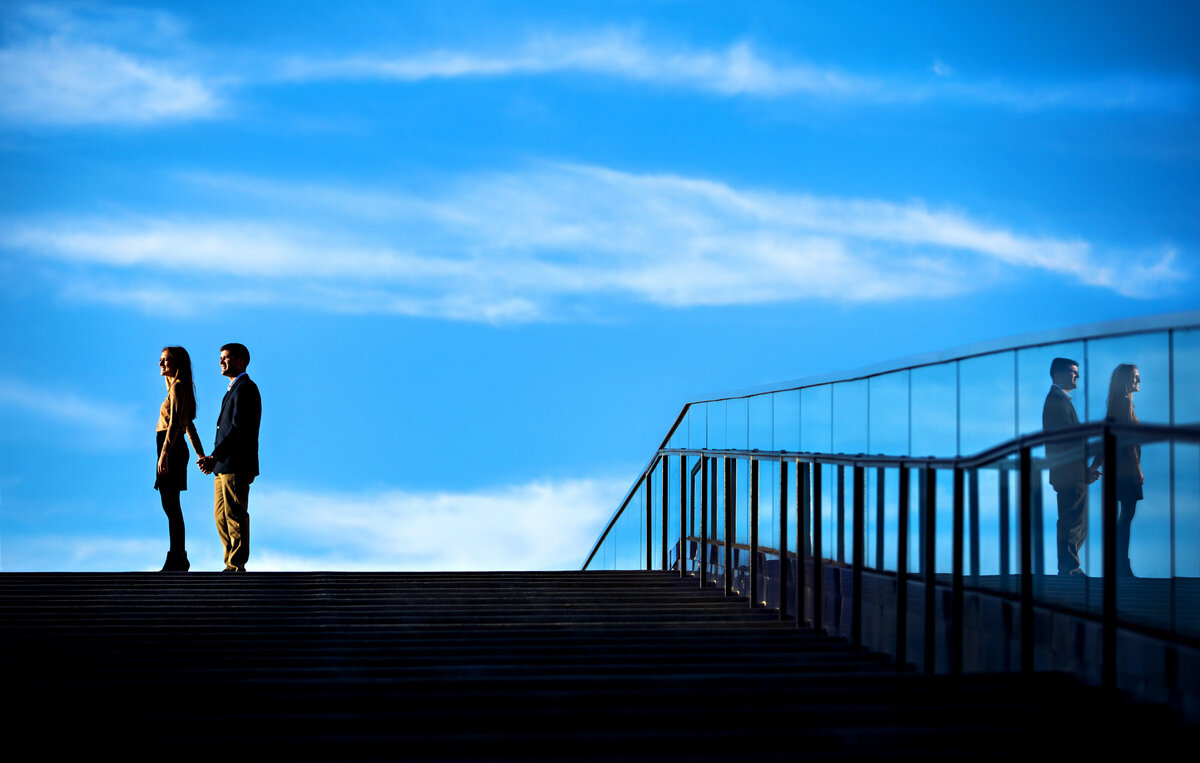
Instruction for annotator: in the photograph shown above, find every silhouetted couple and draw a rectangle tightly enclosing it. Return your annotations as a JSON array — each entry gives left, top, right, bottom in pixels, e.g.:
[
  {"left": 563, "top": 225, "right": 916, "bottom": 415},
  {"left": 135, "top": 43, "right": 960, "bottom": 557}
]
[
  {"left": 154, "top": 343, "right": 262, "bottom": 572},
  {"left": 1043, "top": 358, "right": 1142, "bottom": 577}
]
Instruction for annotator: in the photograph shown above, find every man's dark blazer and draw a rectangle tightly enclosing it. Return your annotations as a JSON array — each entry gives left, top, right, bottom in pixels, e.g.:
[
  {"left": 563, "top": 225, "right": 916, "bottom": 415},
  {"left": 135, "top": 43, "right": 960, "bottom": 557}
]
[
  {"left": 1042, "top": 384, "right": 1085, "bottom": 488},
  {"left": 211, "top": 374, "right": 261, "bottom": 477}
]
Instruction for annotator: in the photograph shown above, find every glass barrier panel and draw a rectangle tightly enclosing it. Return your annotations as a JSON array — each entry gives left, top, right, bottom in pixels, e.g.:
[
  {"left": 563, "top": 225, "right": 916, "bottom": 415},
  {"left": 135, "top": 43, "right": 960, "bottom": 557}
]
[
  {"left": 688, "top": 402, "right": 708, "bottom": 449},
  {"left": 832, "top": 379, "right": 868, "bottom": 454},
  {"left": 868, "top": 369, "right": 909, "bottom": 457},
  {"left": 959, "top": 351, "right": 1016, "bottom": 456},
  {"left": 1086, "top": 332, "right": 1170, "bottom": 425},
  {"left": 801, "top": 384, "right": 832, "bottom": 453},
  {"left": 736, "top": 457, "right": 751, "bottom": 578},
  {"left": 773, "top": 389, "right": 800, "bottom": 452},
  {"left": 727, "top": 397, "right": 749, "bottom": 450},
  {"left": 708, "top": 399, "right": 727, "bottom": 451},
  {"left": 1016, "top": 341, "right": 1086, "bottom": 435},
  {"left": 749, "top": 393, "right": 773, "bottom": 451},
  {"left": 1175, "top": 328, "right": 1200, "bottom": 424},
  {"left": 1174, "top": 442, "right": 1200, "bottom": 639},
  {"left": 910, "top": 363, "right": 957, "bottom": 457}
]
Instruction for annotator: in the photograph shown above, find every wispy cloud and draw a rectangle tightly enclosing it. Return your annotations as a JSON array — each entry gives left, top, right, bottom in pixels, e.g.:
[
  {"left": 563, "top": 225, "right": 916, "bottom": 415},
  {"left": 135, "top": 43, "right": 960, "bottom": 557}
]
[
  {"left": 277, "top": 29, "right": 1196, "bottom": 113},
  {"left": 0, "top": 535, "right": 164, "bottom": 572},
  {"left": 278, "top": 30, "right": 877, "bottom": 100},
  {"left": 0, "top": 2, "right": 220, "bottom": 125},
  {"left": 0, "top": 375, "right": 138, "bottom": 446},
  {"left": 1, "top": 163, "right": 1185, "bottom": 321},
  {"left": 2, "top": 5, "right": 1190, "bottom": 127}
]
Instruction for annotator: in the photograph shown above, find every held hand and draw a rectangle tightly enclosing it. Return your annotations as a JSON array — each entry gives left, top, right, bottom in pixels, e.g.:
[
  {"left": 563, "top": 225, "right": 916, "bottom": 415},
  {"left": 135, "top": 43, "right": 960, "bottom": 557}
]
[
  {"left": 1087, "top": 466, "right": 1101, "bottom": 484},
  {"left": 196, "top": 455, "right": 215, "bottom": 475}
]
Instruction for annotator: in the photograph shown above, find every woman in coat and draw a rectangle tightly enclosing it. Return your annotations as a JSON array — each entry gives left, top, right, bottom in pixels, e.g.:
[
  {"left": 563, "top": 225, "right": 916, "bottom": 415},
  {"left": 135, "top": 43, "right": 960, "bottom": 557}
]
[
  {"left": 1106, "top": 363, "right": 1143, "bottom": 577},
  {"left": 156, "top": 346, "right": 206, "bottom": 571}
]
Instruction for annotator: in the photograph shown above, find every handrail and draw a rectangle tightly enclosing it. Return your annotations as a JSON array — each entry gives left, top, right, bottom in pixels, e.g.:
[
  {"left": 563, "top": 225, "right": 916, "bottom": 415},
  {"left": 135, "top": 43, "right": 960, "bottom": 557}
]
[{"left": 583, "top": 420, "right": 1199, "bottom": 569}]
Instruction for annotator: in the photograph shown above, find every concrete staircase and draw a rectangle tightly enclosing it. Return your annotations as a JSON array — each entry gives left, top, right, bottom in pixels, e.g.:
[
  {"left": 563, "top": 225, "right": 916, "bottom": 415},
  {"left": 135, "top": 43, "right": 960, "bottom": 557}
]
[{"left": 0, "top": 571, "right": 1187, "bottom": 760}]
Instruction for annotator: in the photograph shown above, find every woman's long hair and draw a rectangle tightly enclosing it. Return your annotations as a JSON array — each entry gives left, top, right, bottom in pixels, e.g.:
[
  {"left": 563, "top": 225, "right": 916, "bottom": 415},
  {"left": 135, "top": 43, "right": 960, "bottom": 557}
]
[
  {"left": 1105, "top": 363, "right": 1139, "bottom": 424},
  {"left": 163, "top": 346, "right": 198, "bottom": 421}
]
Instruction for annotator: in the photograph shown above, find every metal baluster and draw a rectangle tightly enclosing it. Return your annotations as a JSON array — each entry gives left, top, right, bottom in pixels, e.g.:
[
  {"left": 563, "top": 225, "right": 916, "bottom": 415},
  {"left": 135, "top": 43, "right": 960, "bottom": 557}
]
[
  {"left": 896, "top": 465, "right": 909, "bottom": 667},
  {"left": 852, "top": 464, "right": 865, "bottom": 648},
  {"left": 1019, "top": 446, "right": 1033, "bottom": 674},
  {"left": 952, "top": 467, "right": 965, "bottom": 674},
  {"left": 700, "top": 455, "right": 709, "bottom": 587},
  {"left": 1102, "top": 427, "right": 1118, "bottom": 689},
  {"left": 779, "top": 457, "right": 789, "bottom": 620},
  {"left": 750, "top": 458, "right": 759, "bottom": 607},
  {"left": 923, "top": 466, "right": 937, "bottom": 674}
]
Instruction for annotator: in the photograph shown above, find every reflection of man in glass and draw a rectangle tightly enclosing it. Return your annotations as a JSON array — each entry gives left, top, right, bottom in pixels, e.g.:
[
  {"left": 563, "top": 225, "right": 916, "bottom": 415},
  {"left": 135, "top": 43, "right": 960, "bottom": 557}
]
[{"left": 1042, "top": 358, "right": 1100, "bottom": 576}]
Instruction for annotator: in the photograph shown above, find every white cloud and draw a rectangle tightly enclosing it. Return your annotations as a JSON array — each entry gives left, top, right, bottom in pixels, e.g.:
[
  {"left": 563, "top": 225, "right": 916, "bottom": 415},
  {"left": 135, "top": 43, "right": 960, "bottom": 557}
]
[
  {"left": 0, "top": 3, "right": 220, "bottom": 125},
  {"left": 279, "top": 30, "right": 878, "bottom": 100},
  {"left": 1, "top": 164, "right": 1184, "bottom": 320}
]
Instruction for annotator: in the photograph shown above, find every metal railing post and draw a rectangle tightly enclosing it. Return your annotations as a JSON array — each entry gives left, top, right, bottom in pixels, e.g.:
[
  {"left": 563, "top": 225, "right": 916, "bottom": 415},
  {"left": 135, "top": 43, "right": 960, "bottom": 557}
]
[
  {"left": 796, "top": 460, "right": 809, "bottom": 629},
  {"left": 896, "top": 465, "right": 909, "bottom": 667},
  {"left": 999, "top": 465, "right": 1011, "bottom": 582},
  {"left": 875, "top": 466, "right": 886, "bottom": 570},
  {"left": 812, "top": 461, "right": 824, "bottom": 634},
  {"left": 779, "top": 457, "right": 789, "bottom": 620},
  {"left": 710, "top": 455, "right": 719, "bottom": 585},
  {"left": 852, "top": 464, "right": 865, "bottom": 648},
  {"left": 750, "top": 458, "right": 760, "bottom": 607},
  {"left": 1031, "top": 484, "right": 1045, "bottom": 580},
  {"left": 837, "top": 464, "right": 846, "bottom": 563},
  {"left": 679, "top": 454, "right": 687, "bottom": 577},
  {"left": 724, "top": 456, "right": 735, "bottom": 597},
  {"left": 923, "top": 466, "right": 937, "bottom": 674},
  {"left": 952, "top": 467, "right": 965, "bottom": 674},
  {"left": 1019, "top": 446, "right": 1034, "bottom": 674},
  {"left": 700, "top": 455, "right": 709, "bottom": 587},
  {"left": 661, "top": 455, "right": 669, "bottom": 572},
  {"left": 968, "top": 468, "right": 980, "bottom": 585},
  {"left": 645, "top": 462, "right": 653, "bottom": 572},
  {"left": 1102, "top": 427, "right": 1118, "bottom": 690}
]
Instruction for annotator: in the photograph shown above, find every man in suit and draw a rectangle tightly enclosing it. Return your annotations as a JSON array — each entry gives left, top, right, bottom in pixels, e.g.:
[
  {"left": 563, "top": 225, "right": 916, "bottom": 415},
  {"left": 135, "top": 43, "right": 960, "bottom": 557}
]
[
  {"left": 1042, "top": 357, "right": 1099, "bottom": 576},
  {"left": 198, "top": 343, "right": 261, "bottom": 572}
]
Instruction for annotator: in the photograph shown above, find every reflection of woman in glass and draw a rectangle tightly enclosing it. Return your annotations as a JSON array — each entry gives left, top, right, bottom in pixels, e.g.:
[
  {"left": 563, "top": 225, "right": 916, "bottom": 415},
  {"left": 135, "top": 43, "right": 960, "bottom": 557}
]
[
  {"left": 156, "top": 347, "right": 206, "bottom": 572},
  {"left": 1106, "top": 363, "right": 1142, "bottom": 577}
]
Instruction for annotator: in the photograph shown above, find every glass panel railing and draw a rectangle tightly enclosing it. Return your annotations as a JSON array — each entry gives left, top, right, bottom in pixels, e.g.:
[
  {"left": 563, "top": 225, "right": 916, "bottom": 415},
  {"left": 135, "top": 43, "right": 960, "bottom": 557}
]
[{"left": 584, "top": 316, "right": 1200, "bottom": 689}]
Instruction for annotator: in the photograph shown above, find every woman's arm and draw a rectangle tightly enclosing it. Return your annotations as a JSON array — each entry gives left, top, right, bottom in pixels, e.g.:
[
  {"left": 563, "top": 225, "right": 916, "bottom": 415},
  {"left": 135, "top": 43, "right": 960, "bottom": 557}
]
[{"left": 186, "top": 419, "right": 205, "bottom": 459}]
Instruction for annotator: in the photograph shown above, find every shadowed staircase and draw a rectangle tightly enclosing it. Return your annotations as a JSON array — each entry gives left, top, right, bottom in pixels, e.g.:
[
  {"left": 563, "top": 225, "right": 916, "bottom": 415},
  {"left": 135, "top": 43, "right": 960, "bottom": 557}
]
[{"left": 0, "top": 571, "right": 1188, "bottom": 760}]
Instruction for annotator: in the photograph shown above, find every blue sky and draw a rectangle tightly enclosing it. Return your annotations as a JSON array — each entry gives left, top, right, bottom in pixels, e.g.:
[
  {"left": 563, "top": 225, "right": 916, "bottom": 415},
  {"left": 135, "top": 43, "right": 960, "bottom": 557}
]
[{"left": 1, "top": 1, "right": 1197, "bottom": 571}]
